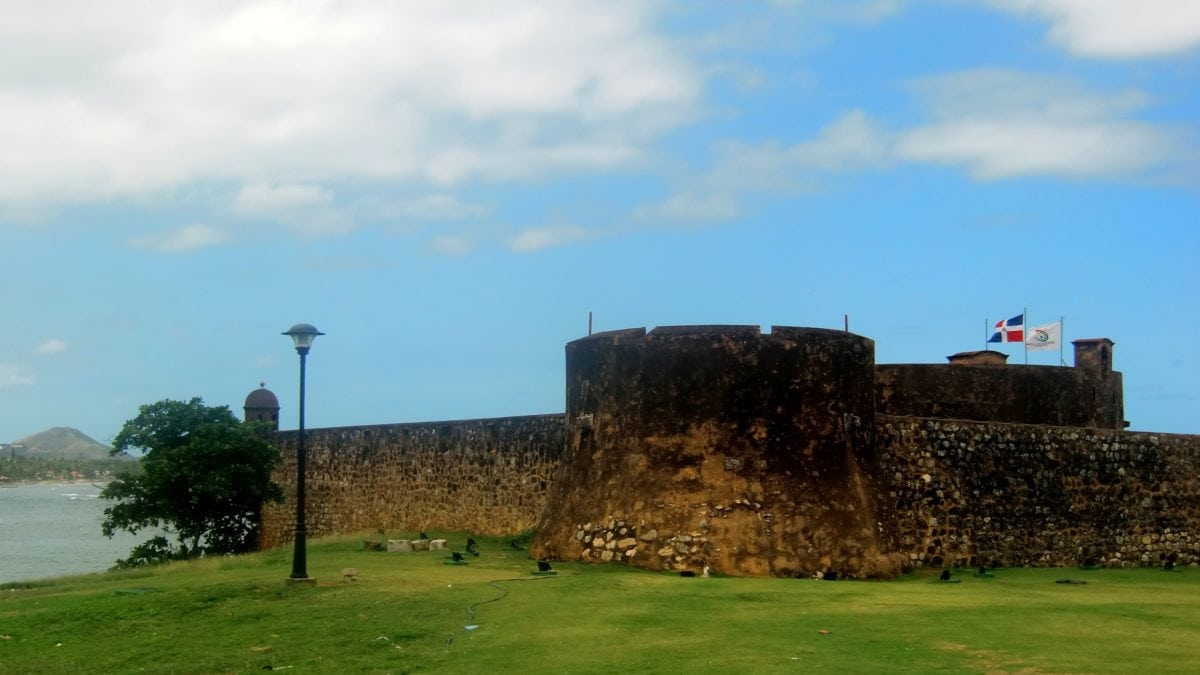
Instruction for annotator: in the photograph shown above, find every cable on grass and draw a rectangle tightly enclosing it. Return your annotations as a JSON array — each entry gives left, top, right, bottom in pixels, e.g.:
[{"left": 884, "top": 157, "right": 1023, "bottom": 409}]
[{"left": 444, "top": 575, "right": 558, "bottom": 648}]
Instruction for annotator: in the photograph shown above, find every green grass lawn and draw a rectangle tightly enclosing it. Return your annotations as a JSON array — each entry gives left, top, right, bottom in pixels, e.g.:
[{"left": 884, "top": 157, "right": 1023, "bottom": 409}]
[{"left": 2, "top": 534, "right": 1198, "bottom": 673}]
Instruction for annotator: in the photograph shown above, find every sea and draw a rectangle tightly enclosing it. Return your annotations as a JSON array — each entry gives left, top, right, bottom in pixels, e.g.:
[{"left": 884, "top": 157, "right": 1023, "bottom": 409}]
[{"left": 0, "top": 482, "right": 148, "bottom": 585}]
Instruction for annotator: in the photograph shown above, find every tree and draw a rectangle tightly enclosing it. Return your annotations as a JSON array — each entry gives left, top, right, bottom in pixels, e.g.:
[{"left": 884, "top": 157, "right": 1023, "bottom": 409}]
[{"left": 101, "top": 398, "right": 283, "bottom": 566}]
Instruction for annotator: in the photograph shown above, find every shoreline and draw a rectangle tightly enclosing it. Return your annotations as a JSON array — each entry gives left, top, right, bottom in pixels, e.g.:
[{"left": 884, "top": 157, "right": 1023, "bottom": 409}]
[{"left": 0, "top": 478, "right": 112, "bottom": 487}]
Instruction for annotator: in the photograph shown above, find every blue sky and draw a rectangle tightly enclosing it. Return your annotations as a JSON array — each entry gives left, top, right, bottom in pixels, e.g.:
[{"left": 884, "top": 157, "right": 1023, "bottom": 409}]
[{"left": 2, "top": 0, "right": 1197, "bottom": 444}]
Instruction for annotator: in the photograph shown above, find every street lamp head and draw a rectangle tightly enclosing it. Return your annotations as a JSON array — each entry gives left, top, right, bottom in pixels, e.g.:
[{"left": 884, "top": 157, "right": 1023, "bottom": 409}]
[{"left": 283, "top": 323, "right": 325, "bottom": 354}]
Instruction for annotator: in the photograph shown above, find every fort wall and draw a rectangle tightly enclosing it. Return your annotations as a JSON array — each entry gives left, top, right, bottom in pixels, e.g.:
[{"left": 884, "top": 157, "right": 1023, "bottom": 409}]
[
  {"left": 260, "top": 413, "right": 1200, "bottom": 572},
  {"left": 259, "top": 414, "right": 563, "bottom": 549},
  {"left": 256, "top": 326, "right": 1198, "bottom": 577},
  {"left": 876, "top": 364, "right": 1124, "bottom": 429},
  {"left": 879, "top": 415, "right": 1200, "bottom": 568}
]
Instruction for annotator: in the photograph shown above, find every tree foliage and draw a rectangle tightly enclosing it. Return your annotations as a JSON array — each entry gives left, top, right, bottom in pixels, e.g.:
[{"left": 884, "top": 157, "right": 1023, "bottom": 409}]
[{"left": 101, "top": 398, "right": 283, "bottom": 566}]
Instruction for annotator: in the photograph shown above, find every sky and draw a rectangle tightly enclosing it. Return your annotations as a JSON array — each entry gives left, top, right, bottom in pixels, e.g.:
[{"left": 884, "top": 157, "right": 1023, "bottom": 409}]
[{"left": 1, "top": 0, "right": 1197, "bottom": 444}]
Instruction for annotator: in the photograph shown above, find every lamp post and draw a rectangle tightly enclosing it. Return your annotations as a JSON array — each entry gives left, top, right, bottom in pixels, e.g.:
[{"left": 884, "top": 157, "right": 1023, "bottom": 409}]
[{"left": 283, "top": 322, "right": 324, "bottom": 581}]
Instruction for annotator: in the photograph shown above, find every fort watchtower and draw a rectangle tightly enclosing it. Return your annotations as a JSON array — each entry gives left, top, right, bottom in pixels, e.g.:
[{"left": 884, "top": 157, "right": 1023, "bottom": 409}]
[
  {"left": 531, "top": 325, "right": 905, "bottom": 579},
  {"left": 244, "top": 384, "right": 280, "bottom": 430}
]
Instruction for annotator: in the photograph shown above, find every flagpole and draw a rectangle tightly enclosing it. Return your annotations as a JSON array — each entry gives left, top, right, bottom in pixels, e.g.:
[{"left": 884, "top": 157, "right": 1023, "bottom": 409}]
[
  {"left": 1023, "top": 307, "right": 1028, "bottom": 364},
  {"left": 984, "top": 317, "right": 988, "bottom": 351},
  {"left": 1060, "top": 315, "right": 1065, "bottom": 366}
]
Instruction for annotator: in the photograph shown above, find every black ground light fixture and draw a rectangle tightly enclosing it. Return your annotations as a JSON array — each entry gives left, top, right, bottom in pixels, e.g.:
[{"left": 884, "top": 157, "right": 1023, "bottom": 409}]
[{"left": 283, "top": 322, "right": 324, "bottom": 581}]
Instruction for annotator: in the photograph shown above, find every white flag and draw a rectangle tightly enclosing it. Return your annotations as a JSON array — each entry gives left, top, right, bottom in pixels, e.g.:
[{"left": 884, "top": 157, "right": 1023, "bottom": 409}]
[{"left": 1025, "top": 321, "right": 1061, "bottom": 351}]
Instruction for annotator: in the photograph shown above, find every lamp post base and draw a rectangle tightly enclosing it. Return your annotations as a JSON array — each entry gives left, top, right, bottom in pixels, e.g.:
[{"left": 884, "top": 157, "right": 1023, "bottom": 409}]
[{"left": 286, "top": 577, "right": 318, "bottom": 585}]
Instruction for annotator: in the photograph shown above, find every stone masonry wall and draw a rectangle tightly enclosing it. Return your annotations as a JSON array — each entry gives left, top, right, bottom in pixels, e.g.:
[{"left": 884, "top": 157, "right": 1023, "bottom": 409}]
[
  {"left": 879, "top": 415, "right": 1200, "bottom": 569},
  {"left": 532, "top": 326, "right": 905, "bottom": 579},
  {"left": 876, "top": 364, "right": 1124, "bottom": 429},
  {"left": 259, "top": 414, "right": 564, "bottom": 549},
  {"left": 259, "top": 410, "right": 1200, "bottom": 573}
]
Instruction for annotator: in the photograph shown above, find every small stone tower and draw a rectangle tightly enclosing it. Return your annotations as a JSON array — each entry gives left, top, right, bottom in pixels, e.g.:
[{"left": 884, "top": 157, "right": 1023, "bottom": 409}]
[
  {"left": 1073, "top": 338, "right": 1115, "bottom": 375},
  {"left": 244, "top": 383, "right": 280, "bottom": 430},
  {"left": 1072, "top": 338, "right": 1125, "bottom": 428}
]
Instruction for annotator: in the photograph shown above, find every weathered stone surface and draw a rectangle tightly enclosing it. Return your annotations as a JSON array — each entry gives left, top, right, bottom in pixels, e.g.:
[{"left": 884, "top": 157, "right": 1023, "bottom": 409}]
[
  {"left": 260, "top": 326, "right": 1200, "bottom": 578},
  {"left": 260, "top": 414, "right": 563, "bottom": 548},
  {"left": 876, "top": 360, "right": 1123, "bottom": 429},
  {"left": 410, "top": 539, "right": 430, "bottom": 552},
  {"left": 531, "top": 325, "right": 905, "bottom": 579},
  {"left": 879, "top": 416, "right": 1200, "bottom": 569},
  {"left": 386, "top": 539, "right": 411, "bottom": 553}
]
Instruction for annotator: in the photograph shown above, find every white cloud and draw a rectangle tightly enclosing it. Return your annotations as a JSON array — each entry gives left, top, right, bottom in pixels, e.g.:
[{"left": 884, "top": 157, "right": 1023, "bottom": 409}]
[
  {"left": 370, "top": 194, "right": 490, "bottom": 222},
  {"left": 130, "top": 223, "right": 230, "bottom": 252},
  {"left": 507, "top": 224, "right": 592, "bottom": 252},
  {"left": 637, "top": 192, "right": 740, "bottom": 222},
  {"left": 33, "top": 339, "right": 68, "bottom": 355},
  {"left": 429, "top": 234, "right": 476, "bottom": 256},
  {"left": 895, "top": 70, "right": 1177, "bottom": 180},
  {"left": 0, "top": 365, "right": 35, "bottom": 388},
  {"left": 904, "top": 70, "right": 1148, "bottom": 123},
  {"left": 641, "top": 109, "right": 890, "bottom": 221},
  {"left": 232, "top": 183, "right": 351, "bottom": 235},
  {"left": 991, "top": 0, "right": 1200, "bottom": 58},
  {"left": 789, "top": 109, "right": 892, "bottom": 172},
  {"left": 641, "top": 69, "right": 1187, "bottom": 223},
  {"left": 233, "top": 183, "right": 332, "bottom": 215},
  {"left": 0, "top": 1, "right": 698, "bottom": 208},
  {"left": 897, "top": 119, "right": 1170, "bottom": 180},
  {"left": 769, "top": 0, "right": 903, "bottom": 24},
  {"left": 711, "top": 109, "right": 891, "bottom": 188},
  {"left": 841, "top": 0, "right": 903, "bottom": 24}
]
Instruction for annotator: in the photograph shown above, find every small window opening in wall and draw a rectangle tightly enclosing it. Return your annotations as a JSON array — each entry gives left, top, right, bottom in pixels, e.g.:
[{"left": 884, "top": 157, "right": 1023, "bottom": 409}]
[{"left": 576, "top": 413, "right": 594, "bottom": 430}]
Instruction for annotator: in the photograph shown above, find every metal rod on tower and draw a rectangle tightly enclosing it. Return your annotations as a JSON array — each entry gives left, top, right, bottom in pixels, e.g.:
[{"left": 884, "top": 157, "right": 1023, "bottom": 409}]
[{"left": 588, "top": 311, "right": 593, "bottom": 336}]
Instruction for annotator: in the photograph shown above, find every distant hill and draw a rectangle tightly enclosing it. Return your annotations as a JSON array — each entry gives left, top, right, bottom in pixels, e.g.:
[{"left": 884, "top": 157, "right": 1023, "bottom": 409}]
[{"left": 7, "top": 427, "right": 113, "bottom": 461}]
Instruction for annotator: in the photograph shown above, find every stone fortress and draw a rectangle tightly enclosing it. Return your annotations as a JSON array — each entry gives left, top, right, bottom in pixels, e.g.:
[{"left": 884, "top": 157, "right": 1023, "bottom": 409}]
[{"left": 253, "top": 325, "right": 1199, "bottom": 578}]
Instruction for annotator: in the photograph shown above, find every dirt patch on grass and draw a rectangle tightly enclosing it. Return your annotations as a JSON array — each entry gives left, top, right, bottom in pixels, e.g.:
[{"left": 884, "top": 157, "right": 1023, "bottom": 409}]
[{"left": 935, "top": 641, "right": 1041, "bottom": 673}]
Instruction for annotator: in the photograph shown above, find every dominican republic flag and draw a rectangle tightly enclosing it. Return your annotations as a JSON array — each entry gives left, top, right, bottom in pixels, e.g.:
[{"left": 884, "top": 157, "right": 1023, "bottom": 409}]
[{"left": 988, "top": 314, "right": 1024, "bottom": 343}]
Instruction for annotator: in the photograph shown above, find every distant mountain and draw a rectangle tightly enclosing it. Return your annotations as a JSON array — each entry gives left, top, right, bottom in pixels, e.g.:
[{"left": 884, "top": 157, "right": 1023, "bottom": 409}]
[{"left": 7, "top": 427, "right": 113, "bottom": 460}]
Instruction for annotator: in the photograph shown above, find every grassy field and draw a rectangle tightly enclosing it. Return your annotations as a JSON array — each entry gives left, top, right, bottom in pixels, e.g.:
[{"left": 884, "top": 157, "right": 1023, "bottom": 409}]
[{"left": 2, "top": 533, "right": 1198, "bottom": 674}]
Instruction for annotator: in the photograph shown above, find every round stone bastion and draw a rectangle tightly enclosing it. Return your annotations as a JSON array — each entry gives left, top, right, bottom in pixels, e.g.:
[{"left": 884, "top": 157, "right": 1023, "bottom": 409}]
[{"left": 530, "top": 325, "right": 906, "bottom": 579}]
